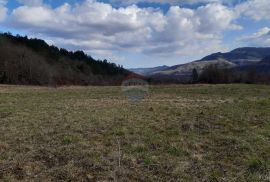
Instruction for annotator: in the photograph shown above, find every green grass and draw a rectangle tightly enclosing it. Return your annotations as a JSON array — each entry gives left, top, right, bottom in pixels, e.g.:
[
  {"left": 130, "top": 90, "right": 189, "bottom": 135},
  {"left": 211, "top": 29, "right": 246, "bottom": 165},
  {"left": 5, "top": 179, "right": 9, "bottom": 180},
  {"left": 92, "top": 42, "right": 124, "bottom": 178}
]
[{"left": 0, "top": 84, "right": 269, "bottom": 181}]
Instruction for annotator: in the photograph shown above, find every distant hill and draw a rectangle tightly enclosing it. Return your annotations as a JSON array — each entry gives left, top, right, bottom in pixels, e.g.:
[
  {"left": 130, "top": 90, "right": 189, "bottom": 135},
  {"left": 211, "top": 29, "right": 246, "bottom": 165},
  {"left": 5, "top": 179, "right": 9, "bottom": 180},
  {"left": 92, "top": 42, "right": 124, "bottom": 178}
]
[
  {"left": 0, "top": 33, "right": 130, "bottom": 85},
  {"left": 148, "top": 47, "right": 270, "bottom": 83},
  {"left": 149, "top": 59, "right": 235, "bottom": 83},
  {"left": 129, "top": 65, "right": 169, "bottom": 76},
  {"left": 233, "top": 54, "right": 270, "bottom": 75},
  {"left": 153, "top": 59, "right": 235, "bottom": 76},
  {"left": 260, "top": 55, "right": 270, "bottom": 64},
  {"left": 200, "top": 47, "right": 270, "bottom": 65}
]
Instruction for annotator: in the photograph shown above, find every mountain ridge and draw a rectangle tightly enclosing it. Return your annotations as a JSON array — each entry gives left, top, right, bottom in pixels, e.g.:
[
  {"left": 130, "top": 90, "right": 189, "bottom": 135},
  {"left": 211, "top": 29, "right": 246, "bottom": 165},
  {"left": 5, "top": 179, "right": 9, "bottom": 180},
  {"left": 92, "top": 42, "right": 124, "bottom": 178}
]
[
  {"left": 129, "top": 65, "right": 169, "bottom": 76},
  {"left": 132, "top": 47, "right": 270, "bottom": 83}
]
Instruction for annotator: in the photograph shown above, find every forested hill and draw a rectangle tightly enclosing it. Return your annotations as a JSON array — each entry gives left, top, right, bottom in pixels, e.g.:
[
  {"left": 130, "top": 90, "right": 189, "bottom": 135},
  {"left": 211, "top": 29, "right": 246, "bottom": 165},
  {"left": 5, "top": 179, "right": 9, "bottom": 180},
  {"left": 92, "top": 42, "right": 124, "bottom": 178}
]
[{"left": 0, "top": 33, "right": 130, "bottom": 86}]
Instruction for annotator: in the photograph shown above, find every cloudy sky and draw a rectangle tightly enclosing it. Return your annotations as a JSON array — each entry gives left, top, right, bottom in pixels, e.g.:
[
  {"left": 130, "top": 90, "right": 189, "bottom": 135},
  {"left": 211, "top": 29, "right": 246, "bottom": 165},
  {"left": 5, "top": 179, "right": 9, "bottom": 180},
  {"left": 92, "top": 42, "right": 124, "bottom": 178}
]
[{"left": 0, "top": 0, "right": 270, "bottom": 68}]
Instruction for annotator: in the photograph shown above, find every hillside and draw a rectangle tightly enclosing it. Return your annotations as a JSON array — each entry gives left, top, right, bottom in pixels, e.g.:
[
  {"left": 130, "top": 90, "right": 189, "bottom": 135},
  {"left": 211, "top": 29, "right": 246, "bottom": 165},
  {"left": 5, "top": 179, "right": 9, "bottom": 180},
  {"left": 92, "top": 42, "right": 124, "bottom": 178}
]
[
  {"left": 260, "top": 55, "right": 270, "bottom": 64},
  {"left": 148, "top": 47, "right": 270, "bottom": 83},
  {"left": 0, "top": 33, "right": 130, "bottom": 86},
  {"left": 153, "top": 59, "right": 235, "bottom": 76},
  {"left": 129, "top": 65, "right": 169, "bottom": 76},
  {"left": 200, "top": 47, "right": 270, "bottom": 65}
]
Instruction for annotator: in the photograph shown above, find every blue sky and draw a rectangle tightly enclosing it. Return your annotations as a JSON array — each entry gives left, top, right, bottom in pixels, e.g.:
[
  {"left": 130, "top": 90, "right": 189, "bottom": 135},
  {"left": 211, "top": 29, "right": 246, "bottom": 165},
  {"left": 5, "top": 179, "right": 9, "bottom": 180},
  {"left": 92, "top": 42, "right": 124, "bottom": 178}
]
[{"left": 0, "top": 0, "right": 270, "bottom": 68}]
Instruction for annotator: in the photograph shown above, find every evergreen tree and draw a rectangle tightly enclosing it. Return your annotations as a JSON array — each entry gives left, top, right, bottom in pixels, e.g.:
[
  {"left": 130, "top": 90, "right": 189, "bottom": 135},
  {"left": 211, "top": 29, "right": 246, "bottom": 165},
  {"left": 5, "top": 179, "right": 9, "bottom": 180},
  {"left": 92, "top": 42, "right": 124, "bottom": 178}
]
[{"left": 192, "top": 68, "right": 198, "bottom": 83}]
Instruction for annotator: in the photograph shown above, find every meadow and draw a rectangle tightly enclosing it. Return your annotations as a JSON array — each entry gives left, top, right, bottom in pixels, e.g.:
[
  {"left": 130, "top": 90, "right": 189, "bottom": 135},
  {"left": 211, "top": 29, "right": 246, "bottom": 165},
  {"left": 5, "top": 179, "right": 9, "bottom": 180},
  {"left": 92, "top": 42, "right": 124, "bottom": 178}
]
[{"left": 0, "top": 84, "right": 269, "bottom": 181}]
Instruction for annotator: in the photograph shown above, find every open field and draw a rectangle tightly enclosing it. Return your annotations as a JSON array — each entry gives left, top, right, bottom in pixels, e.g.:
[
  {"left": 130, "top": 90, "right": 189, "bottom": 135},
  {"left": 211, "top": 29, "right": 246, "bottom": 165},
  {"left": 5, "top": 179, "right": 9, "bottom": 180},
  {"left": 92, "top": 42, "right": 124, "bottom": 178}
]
[{"left": 0, "top": 84, "right": 269, "bottom": 181}]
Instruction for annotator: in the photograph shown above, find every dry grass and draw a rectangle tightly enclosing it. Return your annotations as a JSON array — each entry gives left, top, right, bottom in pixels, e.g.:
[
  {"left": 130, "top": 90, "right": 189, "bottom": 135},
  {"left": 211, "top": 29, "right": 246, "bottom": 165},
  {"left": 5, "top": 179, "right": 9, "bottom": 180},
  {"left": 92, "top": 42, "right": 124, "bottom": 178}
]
[{"left": 0, "top": 84, "right": 269, "bottom": 181}]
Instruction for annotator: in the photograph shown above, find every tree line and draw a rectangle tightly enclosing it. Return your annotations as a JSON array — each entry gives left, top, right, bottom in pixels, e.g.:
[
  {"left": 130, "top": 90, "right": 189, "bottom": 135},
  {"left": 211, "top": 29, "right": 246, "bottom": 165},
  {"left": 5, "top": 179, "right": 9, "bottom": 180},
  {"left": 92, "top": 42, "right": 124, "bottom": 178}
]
[
  {"left": 148, "top": 63, "right": 270, "bottom": 85},
  {"left": 192, "top": 64, "right": 270, "bottom": 84},
  {"left": 0, "top": 33, "right": 130, "bottom": 86}
]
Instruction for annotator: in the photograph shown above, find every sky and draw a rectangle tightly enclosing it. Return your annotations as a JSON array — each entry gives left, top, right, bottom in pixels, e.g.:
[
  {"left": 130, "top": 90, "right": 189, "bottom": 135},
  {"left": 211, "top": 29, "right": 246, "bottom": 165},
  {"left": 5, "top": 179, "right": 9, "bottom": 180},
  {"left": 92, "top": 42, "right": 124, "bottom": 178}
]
[{"left": 0, "top": 0, "right": 270, "bottom": 68}]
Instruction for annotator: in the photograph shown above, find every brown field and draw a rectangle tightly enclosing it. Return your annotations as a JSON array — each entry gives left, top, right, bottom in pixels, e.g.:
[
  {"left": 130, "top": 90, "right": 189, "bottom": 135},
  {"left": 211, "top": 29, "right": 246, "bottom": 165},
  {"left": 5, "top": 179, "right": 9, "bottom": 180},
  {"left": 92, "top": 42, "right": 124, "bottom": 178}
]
[{"left": 0, "top": 84, "right": 269, "bottom": 181}]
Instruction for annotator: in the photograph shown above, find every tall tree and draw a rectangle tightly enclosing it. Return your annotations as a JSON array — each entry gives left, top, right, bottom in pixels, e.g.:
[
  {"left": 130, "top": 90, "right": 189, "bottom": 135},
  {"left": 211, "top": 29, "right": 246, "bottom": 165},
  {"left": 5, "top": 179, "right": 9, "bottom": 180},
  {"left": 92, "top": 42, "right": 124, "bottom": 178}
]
[{"left": 192, "top": 68, "right": 198, "bottom": 83}]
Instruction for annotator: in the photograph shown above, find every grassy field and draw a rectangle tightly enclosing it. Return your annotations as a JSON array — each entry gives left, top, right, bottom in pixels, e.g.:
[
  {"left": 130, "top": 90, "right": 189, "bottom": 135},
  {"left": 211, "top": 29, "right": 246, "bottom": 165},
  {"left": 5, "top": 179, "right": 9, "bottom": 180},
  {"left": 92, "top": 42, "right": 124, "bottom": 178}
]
[{"left": 0, "top": 84, "right": 269, "bottom": 181}]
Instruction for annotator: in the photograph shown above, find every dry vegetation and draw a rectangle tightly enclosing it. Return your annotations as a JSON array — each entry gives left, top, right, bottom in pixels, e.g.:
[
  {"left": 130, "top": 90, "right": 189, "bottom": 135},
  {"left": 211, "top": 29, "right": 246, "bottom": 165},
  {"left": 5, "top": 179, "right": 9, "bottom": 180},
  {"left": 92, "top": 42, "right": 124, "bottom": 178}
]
[{"left": 0, "top": 84, "right": 269, "bottom": 181}]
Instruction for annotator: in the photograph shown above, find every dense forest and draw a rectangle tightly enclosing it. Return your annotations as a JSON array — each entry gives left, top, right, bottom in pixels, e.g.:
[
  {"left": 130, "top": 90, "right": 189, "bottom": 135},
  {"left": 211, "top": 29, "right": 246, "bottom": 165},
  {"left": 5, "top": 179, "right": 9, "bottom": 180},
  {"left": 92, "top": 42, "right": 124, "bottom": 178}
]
[{"left": 0, "top": 33, "right": 130, "bottom": 86}]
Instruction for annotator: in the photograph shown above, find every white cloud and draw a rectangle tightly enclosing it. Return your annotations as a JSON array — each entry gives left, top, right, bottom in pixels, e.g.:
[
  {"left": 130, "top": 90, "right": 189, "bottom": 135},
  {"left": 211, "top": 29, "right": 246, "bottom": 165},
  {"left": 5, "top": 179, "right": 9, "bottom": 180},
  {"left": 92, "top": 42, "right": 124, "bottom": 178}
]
[
  {"left": 0, "top": 0, "right": 7, "bottom": 22},
  {"left": 110, "top": 0, "right": 246, "bottom": 5},
  {"left": 235, "top": 0, "right": 270, "bottom": 20},
  {"left": 0, "top": 8, "right": 6, "bottom": 22},
  {"left": 239, "top": 27, "right": 270, "bottom": 46},
  {"left": 141, "top": 3, "right": 236, "bottom": 56},
  {"left": 0, "top": 0, "right": 7, "bottom": 5},
  {"left": 109, "top": 0, "right": 249, "bottom": 6},
  {"left": 8, "top": 0, "right": 239, "bottom": 62},
  {"left": 110, "top": 0, "right": 220, "bottom": 5},
  {"left": 196, "top": 3, "right": 238, "bottom": 33}
]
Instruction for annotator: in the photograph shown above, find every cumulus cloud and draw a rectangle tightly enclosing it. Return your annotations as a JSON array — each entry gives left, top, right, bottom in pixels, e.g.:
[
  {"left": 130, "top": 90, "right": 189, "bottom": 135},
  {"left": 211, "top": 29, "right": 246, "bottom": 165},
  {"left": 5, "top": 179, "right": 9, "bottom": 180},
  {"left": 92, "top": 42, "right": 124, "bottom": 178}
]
[
  {"left": 235, "top": 0, "right": 270, "bottom": 20},
  {"left": 0, "top": 0, "right": 7, "bottom": 22},
  {"left": 0, "top": 8, "right": 6, "bottom": 22},
  {"left": 143, "top": 3, "right": 237, "bottom": 55},
  {"left": 239, "top": 27, "right": 270, "bottom": 46},
  {"left": 196, "top": 3, "right": 239, "bottom": 33},
  {"left": 8, "top": 0, "right": 238, "bottom": 59},
  {"left": 109, "top": 0, "right": 249, "bottom": 5},
  {"left": 110, "top": 0, "right": 246, "bottom": 5},
  {"left": 110, "top": 0, "right": 218, "bottom": 5},
  {"left": 0, "top": 0, "right": 6, "bottom": 5}
]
